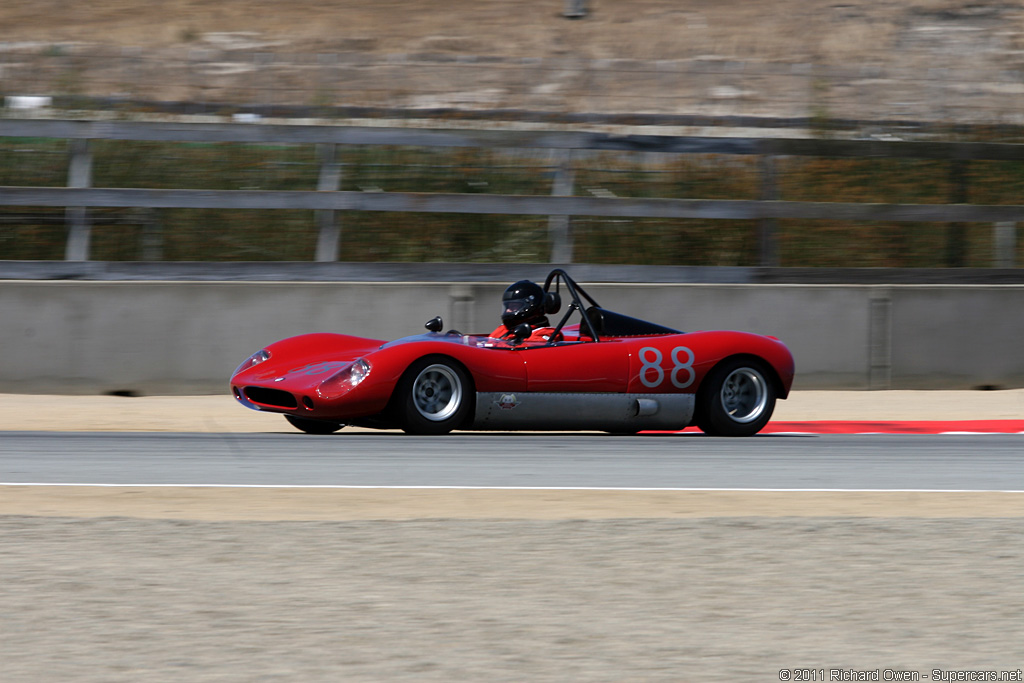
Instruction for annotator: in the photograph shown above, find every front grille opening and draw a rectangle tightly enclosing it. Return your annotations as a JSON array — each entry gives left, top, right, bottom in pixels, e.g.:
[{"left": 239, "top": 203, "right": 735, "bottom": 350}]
[{"left": 243, "top": 387, "right": 298, "bottom": 409}]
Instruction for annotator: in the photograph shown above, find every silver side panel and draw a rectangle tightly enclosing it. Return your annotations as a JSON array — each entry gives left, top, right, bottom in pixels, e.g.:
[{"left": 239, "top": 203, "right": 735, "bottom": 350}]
[{"left": 473, "top": 392, "right": 694, "bottom": 431}]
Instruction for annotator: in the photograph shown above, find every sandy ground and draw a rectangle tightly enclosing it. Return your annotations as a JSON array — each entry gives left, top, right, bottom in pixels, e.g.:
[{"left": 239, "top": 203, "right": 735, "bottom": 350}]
[
  {"left": 2, "top": 487, "right": 1022, "bottom": 521},
  {"left": 2, "top": 389, "right": 1022, "bottom": 433},
  {"left": 2, "top": 391, "right": 1021, "bottom": 682},
  {"left": 1, "top": 517, "right": 1022, "bottom": 682}
]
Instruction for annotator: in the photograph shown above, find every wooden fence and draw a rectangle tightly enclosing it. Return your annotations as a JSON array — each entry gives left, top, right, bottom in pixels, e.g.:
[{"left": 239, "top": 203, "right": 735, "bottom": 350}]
[{"left": 0, "top": 118, "right": 1021, "bottom": 265}]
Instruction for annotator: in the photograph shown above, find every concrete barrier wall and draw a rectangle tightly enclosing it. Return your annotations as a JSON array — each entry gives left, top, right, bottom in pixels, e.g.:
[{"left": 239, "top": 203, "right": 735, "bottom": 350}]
[{"left": 1, "top": 280, "right": 1022, "bottom": 394}]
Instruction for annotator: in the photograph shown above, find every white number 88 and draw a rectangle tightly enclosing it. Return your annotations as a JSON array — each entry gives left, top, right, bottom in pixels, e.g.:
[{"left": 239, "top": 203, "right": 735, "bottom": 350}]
[{"left": 638, "top": 346, "right": 696, "bottom": 389}]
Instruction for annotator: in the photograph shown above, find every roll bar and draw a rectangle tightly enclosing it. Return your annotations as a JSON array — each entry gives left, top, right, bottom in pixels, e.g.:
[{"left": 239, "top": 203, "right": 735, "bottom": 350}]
[{"left": 543, "top": 269, "right": 603, "bottom": 343}]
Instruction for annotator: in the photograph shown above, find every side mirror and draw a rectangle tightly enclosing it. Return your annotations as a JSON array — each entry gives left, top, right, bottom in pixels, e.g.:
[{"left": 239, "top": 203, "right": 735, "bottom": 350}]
[
  {"left": 512, "top": 323, "right": 532, "bottom": 345},
  {"left": 425, "top": 316, "right": 443, "bottom": 333}
]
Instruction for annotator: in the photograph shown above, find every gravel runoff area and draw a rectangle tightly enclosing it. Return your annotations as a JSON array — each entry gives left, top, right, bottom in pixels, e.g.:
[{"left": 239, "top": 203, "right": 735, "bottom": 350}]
[
  {"left": 2, "top": 390, "right": 1023, "bottom": 682},
  {"left": 3, "top": 389, "right": 1024, "bottom": 433},
  {"left": 1, "top": 516, "right": 1022, "bottom": 682}
]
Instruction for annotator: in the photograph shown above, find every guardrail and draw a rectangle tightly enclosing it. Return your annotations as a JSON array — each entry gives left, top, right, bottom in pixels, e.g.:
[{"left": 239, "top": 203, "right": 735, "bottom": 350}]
[{"left": 0, "top": 118, "right": 1021, "bottom": 265}]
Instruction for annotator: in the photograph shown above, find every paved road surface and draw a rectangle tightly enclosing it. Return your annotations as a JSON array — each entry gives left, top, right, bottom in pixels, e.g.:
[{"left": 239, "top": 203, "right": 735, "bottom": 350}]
[{"left": 2, "top": 431, "right": 1021, "bottom": 490}]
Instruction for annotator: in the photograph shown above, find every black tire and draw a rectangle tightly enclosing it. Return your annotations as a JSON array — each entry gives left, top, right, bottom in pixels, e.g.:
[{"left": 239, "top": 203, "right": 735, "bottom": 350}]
[
  {"left": 695, "top": 358, "right": 776, "bottom": 437},
  {"left": 285, "top": 415, "right": 345, "bottom": 434},
  {"left": 396, "top": 356, "right": 473, "bottom": 435}
]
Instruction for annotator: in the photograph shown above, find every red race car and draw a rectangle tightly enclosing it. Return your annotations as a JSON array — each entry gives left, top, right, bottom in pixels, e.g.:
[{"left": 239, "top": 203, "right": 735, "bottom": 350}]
[{"left": 230, "top": 269, "right": 795, "bottom": 436}]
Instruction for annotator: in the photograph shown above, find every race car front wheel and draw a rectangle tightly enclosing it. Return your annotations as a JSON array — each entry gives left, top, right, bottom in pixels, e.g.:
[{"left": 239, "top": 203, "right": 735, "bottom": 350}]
[
  {"left": 285, "top": 415, "right": 345, "bottom": 434},
  {"left": 696, "top": 358, "right": 776, "bottom": 437},
  {"left": 397, "top": 356, "right": 473, "bottom": 435}
]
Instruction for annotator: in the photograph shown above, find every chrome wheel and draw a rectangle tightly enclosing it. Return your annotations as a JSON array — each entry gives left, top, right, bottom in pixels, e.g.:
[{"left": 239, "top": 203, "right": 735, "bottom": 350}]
[
  {"left": 720, "top": 367, "right": 769, "bottom": 424},
  {"left": 412, "top": 363, "right": 463, "bottom": 422},
  {"left": 696, "top": 358, "right": 777, "bottom": 437}
]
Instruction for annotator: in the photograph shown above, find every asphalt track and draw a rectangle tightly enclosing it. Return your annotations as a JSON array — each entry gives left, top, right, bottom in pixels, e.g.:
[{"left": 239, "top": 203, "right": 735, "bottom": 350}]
[{"left": 2, "top": 430, "right": 1021, "bottom": 491}]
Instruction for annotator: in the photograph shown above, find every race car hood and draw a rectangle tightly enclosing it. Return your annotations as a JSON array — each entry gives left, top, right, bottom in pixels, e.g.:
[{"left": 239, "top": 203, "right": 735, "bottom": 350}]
[{"left": 235, "top": 333, "right": 383, "bottom": 388}]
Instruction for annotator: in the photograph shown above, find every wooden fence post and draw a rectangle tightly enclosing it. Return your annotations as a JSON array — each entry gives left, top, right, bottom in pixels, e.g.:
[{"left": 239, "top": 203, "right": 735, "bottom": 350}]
[
  {"left": 994, "top": 222, "right": 1016, "bottom": 267},
  {"left": 947, "top": 159, "right": 969, "bottom": 267},
  {"left": 314, "top": 143, "right": 343, "bottom": 262},
  {"left": 563, "top": 0, "right": 588, "bottom": 18},
  {"left": 548, "top": 150, "right": 575, "bottom": 263},
  {"left": 758, "top": 155, "right": 780, "bottom": 267},
  {"left": 138, "top": 208, "right": 163, "bottom": 261},
  {"left": 64, "top": 138, "right": 93, "bottom": 261}
]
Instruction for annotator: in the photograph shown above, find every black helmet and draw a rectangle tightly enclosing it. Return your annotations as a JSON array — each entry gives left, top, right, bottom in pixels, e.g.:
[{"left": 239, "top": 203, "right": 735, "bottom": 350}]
[{"left": 501, "top": 280, "right": 547, "bottom": 330}]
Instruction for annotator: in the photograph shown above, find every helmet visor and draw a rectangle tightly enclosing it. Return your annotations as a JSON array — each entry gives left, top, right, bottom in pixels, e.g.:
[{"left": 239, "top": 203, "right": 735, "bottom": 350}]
[
  {"left": 500, "top": 295, "right": 540, "bottom": 329},
  {"left": 502, "top": 298, "right": 531, "bottom": 317}
]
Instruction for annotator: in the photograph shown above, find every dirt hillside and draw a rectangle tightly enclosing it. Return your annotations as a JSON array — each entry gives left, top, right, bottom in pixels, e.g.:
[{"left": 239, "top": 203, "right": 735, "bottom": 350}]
[
  {"left": 3, "top": 1, "right": 1023, "bottom": 70},
  {"left": 6, "top": 1, "right": 1024, "bottom": 121}
]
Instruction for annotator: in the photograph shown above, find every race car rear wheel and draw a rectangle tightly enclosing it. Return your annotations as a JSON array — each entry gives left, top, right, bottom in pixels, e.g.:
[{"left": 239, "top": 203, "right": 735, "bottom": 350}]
[
  {"left": 285, "top": 415, "right": 345, "bottom": 434},
  {"left": 397, "top": 357, "right": 473, "bottom": 435},
  {"left": 696, "top": 358, "right": 776, "bottom": 437}
]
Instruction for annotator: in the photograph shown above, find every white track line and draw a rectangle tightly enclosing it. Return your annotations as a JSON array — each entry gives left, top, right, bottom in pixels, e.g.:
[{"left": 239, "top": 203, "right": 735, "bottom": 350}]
[{"left": 2, "top": 483, "right": 1023, "bottom": 493}]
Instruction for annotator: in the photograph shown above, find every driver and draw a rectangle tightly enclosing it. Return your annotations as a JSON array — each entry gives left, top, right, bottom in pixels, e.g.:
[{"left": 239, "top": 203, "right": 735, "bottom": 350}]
[{"left": 490, "top": 280, "right": 560, "bottom": 343}]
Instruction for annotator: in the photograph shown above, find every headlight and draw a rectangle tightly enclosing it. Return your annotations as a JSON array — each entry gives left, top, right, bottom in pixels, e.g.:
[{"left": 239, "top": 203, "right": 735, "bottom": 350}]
[
  {"left": 317, "top": 358, "right": 371, "bottom": 400},
  {"left": 233, "top": 349, "right": 271, "bottom": 376}
]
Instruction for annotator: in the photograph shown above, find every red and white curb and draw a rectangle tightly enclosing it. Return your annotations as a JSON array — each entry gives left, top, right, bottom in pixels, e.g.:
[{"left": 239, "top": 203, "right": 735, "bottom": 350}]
[{"left": 676, "top": 420, "right": 1024, "bottom": 435}]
